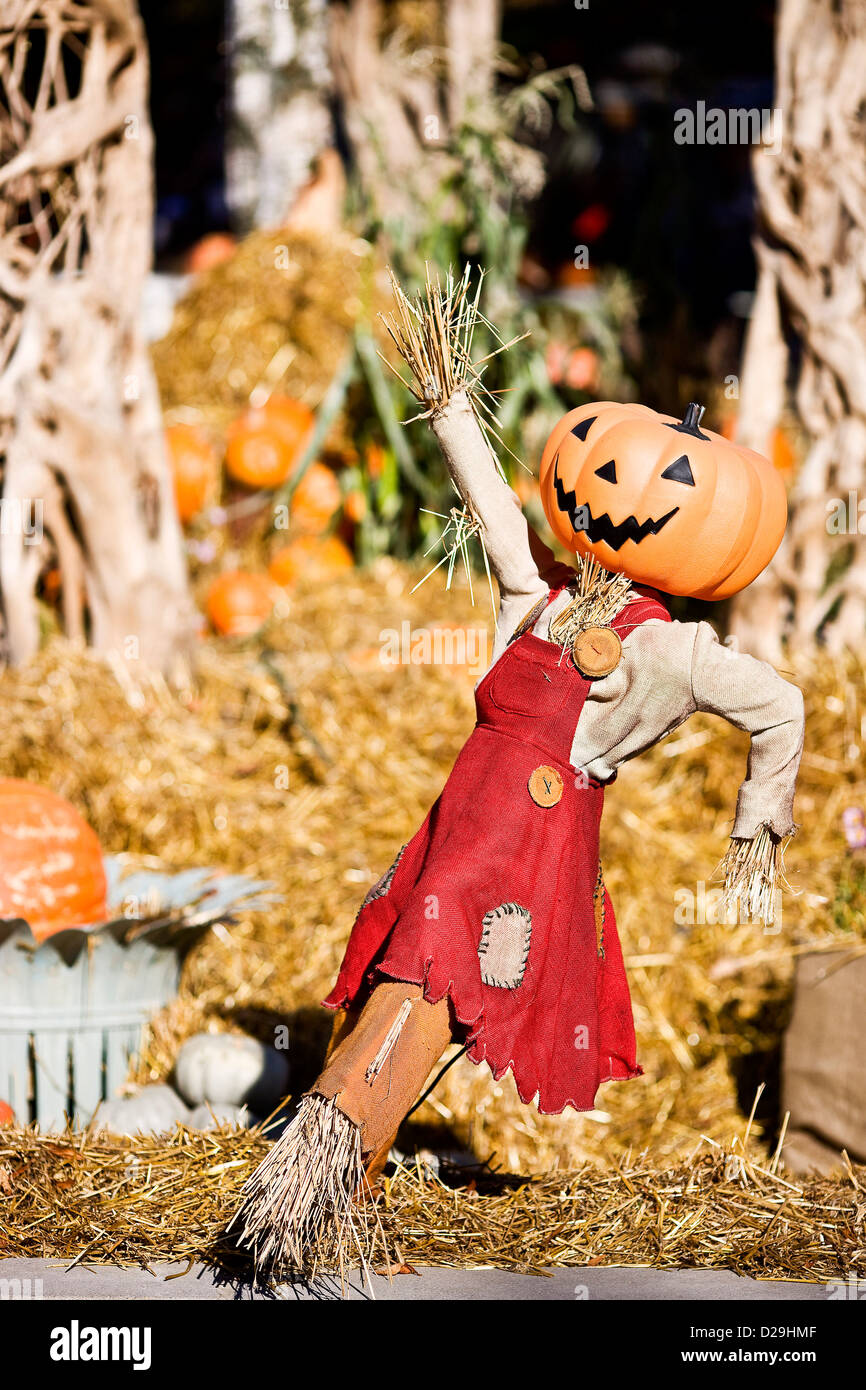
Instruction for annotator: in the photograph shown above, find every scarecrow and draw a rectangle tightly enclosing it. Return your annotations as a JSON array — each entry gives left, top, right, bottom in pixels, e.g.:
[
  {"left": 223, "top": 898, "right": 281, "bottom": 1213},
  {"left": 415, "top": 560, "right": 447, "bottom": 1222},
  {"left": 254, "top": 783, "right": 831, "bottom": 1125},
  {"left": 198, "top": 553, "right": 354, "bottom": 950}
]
[{"left": 232, "top": 271, "right": 804, "bottom": 1275}]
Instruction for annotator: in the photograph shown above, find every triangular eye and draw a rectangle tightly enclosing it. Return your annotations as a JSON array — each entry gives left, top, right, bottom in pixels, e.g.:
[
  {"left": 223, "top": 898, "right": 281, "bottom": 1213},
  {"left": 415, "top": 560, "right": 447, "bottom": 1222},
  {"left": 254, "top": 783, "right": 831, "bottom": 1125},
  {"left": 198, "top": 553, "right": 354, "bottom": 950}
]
[
  {"left": 571, "top": 415, "right": 596, "bottom": 442},
  {"left": 661, "top": 454, "right": 695, "bottom": 486},
  {"left": 594, "top": 459, "right": 617, "bottom": 483}
]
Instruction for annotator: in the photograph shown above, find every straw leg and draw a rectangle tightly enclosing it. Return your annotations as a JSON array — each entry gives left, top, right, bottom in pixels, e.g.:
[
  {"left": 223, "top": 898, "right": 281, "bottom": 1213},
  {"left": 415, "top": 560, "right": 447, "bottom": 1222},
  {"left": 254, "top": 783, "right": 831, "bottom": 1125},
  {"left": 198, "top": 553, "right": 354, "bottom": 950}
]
[
  {"left": 363, "top": 1128, "right": 400, "bottom": 1187},
  {"left": 322, "top": 993, "right": 422, "bottom": 1183},
  {"left": 324, "top": 1003, "right": 361, "bottom": 1062},
  {"left": 324, "top": 1005, "right": 393, "bottom": 1184},
  {"left": 313, "top": 981, "right": 452, "bottom": 1163},
  {"left": 231, "top": 981, "right": 452, "bottom": 1276}
]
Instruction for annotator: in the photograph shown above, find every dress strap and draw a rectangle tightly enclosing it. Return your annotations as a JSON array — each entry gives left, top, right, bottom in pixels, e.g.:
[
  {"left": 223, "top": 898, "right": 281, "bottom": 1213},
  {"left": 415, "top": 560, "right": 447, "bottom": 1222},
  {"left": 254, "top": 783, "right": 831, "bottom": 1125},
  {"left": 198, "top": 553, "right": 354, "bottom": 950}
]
[{"left": 611, "top": 590, "right": 671, "bottom": 640}]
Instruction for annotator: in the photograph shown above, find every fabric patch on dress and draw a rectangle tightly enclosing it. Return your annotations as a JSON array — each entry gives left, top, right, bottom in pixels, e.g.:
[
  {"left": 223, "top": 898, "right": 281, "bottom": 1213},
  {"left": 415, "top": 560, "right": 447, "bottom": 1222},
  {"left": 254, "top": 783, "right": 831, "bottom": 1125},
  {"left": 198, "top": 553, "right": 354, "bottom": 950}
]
[
  {"left": 593, "top": 861, "right": 606, "bottom": 959},
  {"left": 362, "top": 845, "right": 406, "bottom": 907},
  {"left": 478, "top": 902, "right": 532, "bottom": 989}
]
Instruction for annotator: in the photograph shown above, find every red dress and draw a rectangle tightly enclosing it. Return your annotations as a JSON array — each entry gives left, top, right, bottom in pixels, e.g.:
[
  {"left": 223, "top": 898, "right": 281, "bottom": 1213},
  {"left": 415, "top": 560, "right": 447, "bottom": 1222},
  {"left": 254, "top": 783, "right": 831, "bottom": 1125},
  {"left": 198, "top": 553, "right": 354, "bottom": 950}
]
[{"left": 324, "top": 586, "right": 671, "bottom": 1114}]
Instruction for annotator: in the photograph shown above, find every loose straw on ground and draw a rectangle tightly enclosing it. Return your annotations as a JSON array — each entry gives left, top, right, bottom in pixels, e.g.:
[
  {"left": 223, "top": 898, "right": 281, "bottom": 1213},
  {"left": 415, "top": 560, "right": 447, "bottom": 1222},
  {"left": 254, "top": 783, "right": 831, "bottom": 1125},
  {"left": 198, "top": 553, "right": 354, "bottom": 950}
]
[
  {"left": 1, "top": 1121, "right": 864, "bottom": 1286},
  {"left": 0, "top": 568, "right": 861, "bottom": 1245}
]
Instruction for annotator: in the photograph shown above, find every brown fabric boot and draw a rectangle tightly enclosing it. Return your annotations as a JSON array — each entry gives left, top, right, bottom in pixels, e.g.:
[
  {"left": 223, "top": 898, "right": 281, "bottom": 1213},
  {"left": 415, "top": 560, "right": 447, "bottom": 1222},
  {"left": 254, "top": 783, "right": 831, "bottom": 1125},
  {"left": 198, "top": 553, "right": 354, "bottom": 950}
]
[{"left": 313, "top": 981, "right": 452, "bottom": 1164}]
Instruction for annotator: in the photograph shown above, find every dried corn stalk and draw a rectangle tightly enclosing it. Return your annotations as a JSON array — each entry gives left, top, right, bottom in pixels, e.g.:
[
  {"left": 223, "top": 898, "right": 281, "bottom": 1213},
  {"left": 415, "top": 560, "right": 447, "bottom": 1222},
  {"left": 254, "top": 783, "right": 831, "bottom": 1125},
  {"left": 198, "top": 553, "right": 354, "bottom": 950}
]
[
  {"left": 0, "top": 1, "right": 194, "bottom": 674},
  {"left": 731, "top": 0, "right": 866, "bottom": 660}
]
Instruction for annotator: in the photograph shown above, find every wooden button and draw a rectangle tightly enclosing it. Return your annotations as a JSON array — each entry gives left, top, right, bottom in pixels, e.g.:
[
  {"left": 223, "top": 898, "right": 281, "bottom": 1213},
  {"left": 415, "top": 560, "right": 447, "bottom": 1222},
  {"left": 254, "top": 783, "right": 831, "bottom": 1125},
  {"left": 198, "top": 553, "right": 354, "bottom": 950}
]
[
  {"left": 572, "top": 625, "right": 622, "bottom": 678},
  {"left": 528, "top": 765, "right": 564, "bottom": 808}
]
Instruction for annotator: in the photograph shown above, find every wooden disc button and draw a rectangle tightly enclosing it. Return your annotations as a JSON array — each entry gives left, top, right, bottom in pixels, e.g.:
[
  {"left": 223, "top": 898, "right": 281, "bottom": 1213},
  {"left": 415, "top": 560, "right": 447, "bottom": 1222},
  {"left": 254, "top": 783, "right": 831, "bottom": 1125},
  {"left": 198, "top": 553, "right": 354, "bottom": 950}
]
[
  {"left": 572, "top": 625, "right": 622, "bottom": 678},
  {"left": 528, "top": 765, "right": 564, "bottom": 808}
]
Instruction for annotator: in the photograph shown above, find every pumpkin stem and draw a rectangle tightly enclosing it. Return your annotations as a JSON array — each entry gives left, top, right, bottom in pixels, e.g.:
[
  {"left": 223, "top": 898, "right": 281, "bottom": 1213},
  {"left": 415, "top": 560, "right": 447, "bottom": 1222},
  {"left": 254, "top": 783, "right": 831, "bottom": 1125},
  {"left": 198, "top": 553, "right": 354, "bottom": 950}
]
[{"left": 667, "top": 401, "right": 709, "bottom": 441}]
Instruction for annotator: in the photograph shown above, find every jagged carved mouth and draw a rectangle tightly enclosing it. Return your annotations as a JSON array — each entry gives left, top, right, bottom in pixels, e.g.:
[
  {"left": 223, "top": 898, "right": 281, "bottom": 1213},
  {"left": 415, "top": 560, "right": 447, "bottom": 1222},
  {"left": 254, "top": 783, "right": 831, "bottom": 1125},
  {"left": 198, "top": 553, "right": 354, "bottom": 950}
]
[{"left": 553, "top": 457, "right": 679, "bottom": 553}]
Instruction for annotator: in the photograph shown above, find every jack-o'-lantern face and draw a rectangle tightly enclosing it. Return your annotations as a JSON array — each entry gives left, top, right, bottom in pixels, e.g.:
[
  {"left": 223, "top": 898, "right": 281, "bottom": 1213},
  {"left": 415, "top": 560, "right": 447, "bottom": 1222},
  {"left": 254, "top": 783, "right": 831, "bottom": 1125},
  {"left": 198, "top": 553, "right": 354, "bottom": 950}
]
[{"left": 538, "top": 401, "right": 787, "bottom": 600}]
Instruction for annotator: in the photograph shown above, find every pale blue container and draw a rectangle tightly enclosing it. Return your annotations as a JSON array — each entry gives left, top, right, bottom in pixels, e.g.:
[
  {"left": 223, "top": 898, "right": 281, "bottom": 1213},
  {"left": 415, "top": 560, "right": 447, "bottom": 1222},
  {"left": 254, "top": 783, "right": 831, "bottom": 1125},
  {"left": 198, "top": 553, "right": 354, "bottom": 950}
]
[{"left": 0, "top": 858, "right": 276, "bottom": 1130}]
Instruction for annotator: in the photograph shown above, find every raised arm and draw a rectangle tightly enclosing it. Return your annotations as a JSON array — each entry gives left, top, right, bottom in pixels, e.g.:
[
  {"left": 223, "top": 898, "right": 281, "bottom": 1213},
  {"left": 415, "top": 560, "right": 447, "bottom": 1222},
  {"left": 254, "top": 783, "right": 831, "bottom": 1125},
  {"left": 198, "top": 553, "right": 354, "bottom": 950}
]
[{"left": 430, "top": 389, "right": 562, "bottom": 605}]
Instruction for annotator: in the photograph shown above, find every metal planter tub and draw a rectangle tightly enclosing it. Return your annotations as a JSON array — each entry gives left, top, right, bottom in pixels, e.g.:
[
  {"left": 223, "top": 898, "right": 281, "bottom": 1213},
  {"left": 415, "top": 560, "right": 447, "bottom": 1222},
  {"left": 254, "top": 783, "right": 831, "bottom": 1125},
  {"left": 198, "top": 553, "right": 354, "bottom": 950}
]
[{"left": 0, "top": 857, "right": 277, "bottom": 1131}]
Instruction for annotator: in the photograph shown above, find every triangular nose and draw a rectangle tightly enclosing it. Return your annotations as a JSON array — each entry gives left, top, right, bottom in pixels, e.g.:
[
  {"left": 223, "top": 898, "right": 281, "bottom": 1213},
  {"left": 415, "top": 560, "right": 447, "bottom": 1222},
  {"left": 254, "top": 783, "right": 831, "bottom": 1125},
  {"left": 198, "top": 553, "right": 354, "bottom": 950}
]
[{"left": 594, "top": 459, "right": 617, "bottom": 483}]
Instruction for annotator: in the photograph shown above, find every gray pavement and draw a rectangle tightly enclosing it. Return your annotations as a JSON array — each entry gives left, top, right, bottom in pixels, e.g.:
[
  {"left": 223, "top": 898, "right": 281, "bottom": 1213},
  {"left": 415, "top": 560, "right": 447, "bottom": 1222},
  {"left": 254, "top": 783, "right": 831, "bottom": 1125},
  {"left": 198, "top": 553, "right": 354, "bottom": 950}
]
[{"left": 0, "top": 1258, "right": 833, "bottom": 1301}]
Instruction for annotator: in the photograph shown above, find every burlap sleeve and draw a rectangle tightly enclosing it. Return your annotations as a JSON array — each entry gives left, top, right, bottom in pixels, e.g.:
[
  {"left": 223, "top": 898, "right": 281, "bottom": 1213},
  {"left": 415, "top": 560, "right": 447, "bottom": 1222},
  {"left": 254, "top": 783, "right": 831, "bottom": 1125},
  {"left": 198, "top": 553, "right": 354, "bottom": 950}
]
[
  {"left": 430, "top": 391, "right": 568, "bottom": 619},
  {"left": 688, "top": 622, "right": 805, "bottom": 838}
]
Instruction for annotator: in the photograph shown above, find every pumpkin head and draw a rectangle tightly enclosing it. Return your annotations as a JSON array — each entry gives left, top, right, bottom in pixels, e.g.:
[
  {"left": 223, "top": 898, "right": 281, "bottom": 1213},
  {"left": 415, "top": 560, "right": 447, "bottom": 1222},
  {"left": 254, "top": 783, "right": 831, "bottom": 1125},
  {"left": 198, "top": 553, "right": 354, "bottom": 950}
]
[
  {"left": 226, "top": 396, "right": 314, "bottom": 491},
  {"left": 0, "top": 779, "right": 107, "bottom": 940},
  {"left": 0, "top": 1099, "right": 14, "bottom": 1125},
  {"left": 165, "top": 424, "right": 218, "bottom": 523},
  {"left": 269, "top": 534, "right": 353, "bottom": 587},
  {"left": 206, "top": 571, "right": 276, "bottom": 636},
  {"left": 539, "top": 401, "right": 787, "bottom": 600}
]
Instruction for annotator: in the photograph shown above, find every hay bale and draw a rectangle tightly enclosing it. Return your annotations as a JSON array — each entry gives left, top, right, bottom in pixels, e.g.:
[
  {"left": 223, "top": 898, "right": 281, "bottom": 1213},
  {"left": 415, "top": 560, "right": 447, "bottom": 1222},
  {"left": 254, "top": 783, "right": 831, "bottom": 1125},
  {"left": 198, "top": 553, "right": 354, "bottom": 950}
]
[
  {"left": 151, "top": 228, "right": 374, "bottom": 432},
  {"left": 0, "top": 563, "right": 862, "bottom": 1177}
]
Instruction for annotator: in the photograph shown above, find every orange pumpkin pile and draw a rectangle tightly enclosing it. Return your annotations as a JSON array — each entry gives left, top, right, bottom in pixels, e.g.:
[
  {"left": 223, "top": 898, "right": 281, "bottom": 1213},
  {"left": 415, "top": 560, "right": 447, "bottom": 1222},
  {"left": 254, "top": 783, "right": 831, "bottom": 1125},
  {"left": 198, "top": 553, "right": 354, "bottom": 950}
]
[
  {"left": 165, "top": 424, "right": 219, "bottom": 523},
  {"left": 269, "top": 535, "right": 354, "bottom": 587},
  {"left": 161, "top": 387, "right": 359, "bottom": 623},
  {"left": 206, "top": 570, "right": 276, "bottom": 636},
  {"left": 0, "top": 779, "right": 107, "bottom": 940},
  {"left": 0, "top": 1100, "right": 14, "bottom": 1125},
  {"left": 226, "top": 395, "right": 315, "bottom": 491}
]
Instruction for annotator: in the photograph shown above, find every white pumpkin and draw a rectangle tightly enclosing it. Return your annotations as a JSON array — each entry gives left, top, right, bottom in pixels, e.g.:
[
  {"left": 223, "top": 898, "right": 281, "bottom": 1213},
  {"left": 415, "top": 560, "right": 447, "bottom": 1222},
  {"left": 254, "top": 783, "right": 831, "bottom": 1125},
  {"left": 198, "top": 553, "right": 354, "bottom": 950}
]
[
  {"left": 92, "top": 1083, "right": 189, "bottom": 1136},
  {"left": 187, "top": 1102, "right": 254, "bottom": 1131},
  {"left": 173, "top": 1032, "right": 289, "bottom": 1112}
]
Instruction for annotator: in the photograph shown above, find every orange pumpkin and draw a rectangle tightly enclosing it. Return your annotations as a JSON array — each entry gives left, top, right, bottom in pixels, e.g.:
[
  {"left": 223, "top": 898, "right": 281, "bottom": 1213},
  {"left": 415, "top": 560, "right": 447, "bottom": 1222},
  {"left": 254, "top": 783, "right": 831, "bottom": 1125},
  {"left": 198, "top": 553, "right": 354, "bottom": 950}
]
[
  {"left": 546, "top": 343, "right": 600, "bottom": 392},
  {"left": 343, "top": 488, "right": 366, "bottom": 524},
  {"left": 539, "top": 401, "right": 787, "bottom": 600},
  {"left": 555, "top": 262, "right": 597, "bottom": 290},
  {"left": 0, "top": 780, "right": 107, "bottom": 940},
  {"left": 259, "top": 395, "right": 315, "bottom": 447},
  {"left": 269, "top": 535, "right": 354, "bottom": 587},
  {"left": 226, "top": 396, "right": 314, "bottom": 491},
  {"left": 0, "top": 1100, "right": 13, "bottom": 1125},
  {"left": 720, "top": 415, "right": 796, "bottom": 474},
  {"left": 184, "top": 232, "right": 237, "bottom": 274},
  {"left": 290, "top": 462, "right": 341, "bottom": 533},
  {"left": 206, "top": 571, "right": 276, "bottom": 636},
  {"left": 165, "top": 424, "right": 219, "bottom": 523},
  {"left": 513, "top": 472, "right": 540, "bottom": 507},
  {"left": 364, "top": 443, "right": 386, "bottom": 479}
]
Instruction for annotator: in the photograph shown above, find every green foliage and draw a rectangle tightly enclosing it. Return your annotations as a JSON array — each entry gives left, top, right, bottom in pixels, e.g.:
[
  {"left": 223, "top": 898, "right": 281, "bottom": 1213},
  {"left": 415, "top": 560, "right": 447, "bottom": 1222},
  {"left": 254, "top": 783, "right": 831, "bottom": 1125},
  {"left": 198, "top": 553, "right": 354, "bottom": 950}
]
[
  {"left": 344, "top": 60, "right": 638, "bottom": 569},
  {"left": 831, "top": 857, "right": 866, "bottom": 936}
]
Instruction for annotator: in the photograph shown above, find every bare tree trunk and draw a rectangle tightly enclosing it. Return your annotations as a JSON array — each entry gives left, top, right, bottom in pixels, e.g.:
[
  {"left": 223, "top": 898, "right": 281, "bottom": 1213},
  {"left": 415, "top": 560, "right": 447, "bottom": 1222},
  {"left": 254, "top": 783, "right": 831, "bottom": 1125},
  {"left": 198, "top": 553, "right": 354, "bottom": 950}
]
[
  {"left": 445, "top": 0, "right": 501, "bottom": 126},
  {"left": 330, "top": 0, "right": 448, "bottom": 235},
  {"left": 730, "top": 0, "right": 866, "bottom": 659},
  {"left": 330, "top": 0, "right": 509, "bottom": 246},
  {"left": 226, "top": 0, "right": 333, "bottom": 233},
  {"left": 0, "top": 0, "right": 195, "bottom": 675}
]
